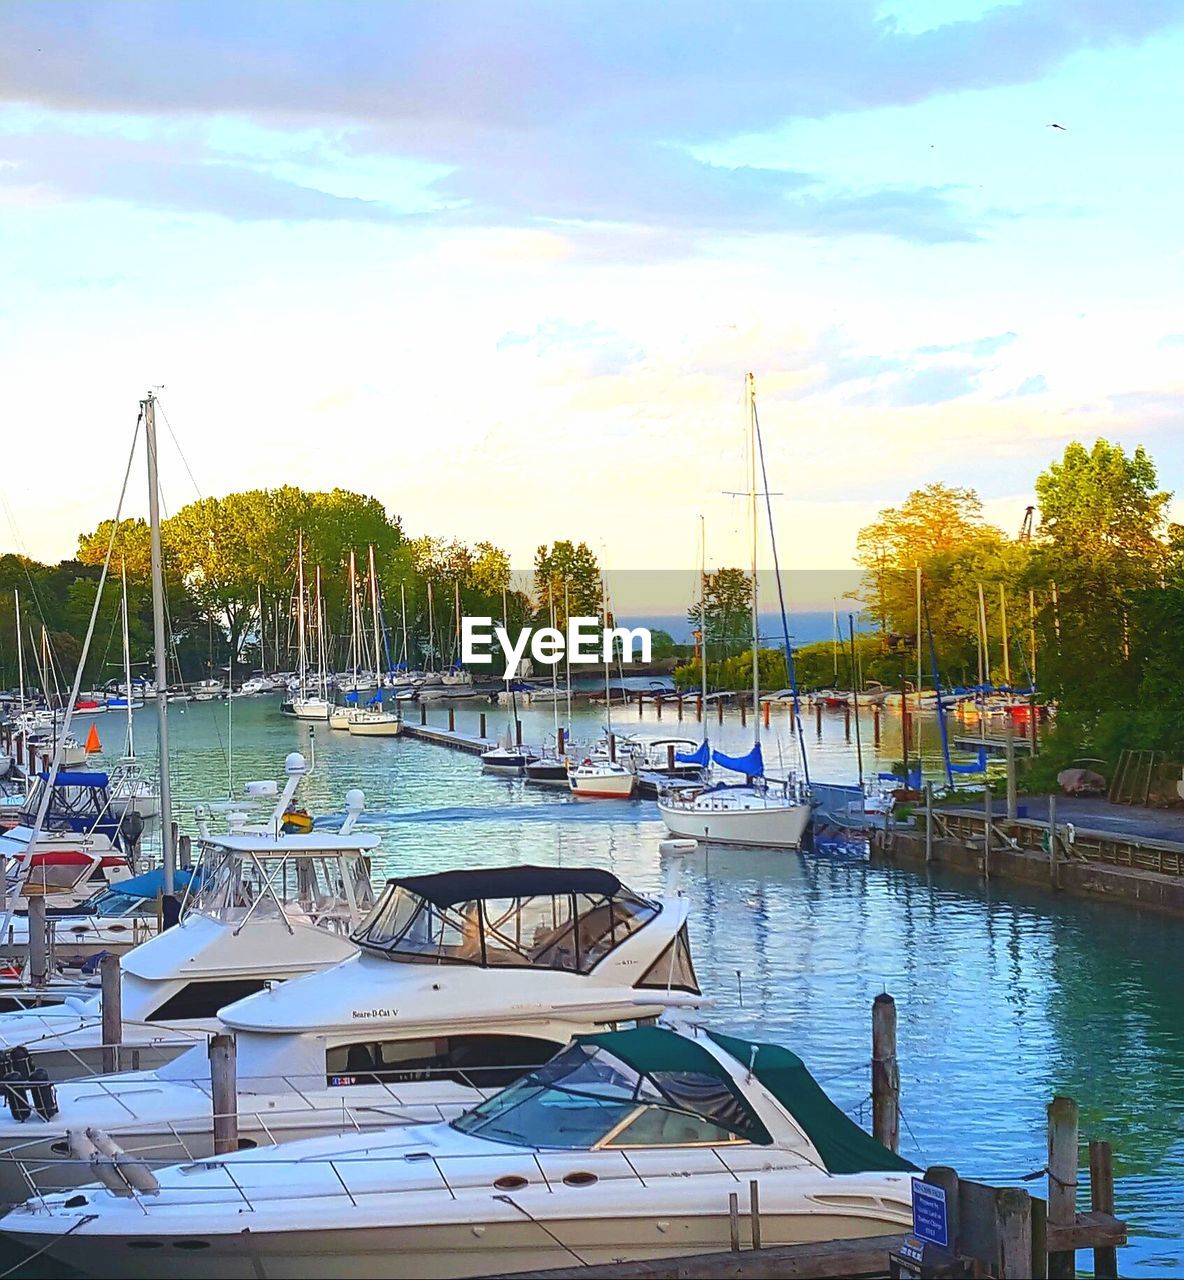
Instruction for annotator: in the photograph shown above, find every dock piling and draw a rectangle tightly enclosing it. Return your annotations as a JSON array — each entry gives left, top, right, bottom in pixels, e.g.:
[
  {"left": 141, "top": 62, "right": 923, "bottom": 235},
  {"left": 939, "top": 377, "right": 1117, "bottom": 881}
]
[
  {"left": 924, "top": 782, "right": 934, "bottom": 864},
  {"left": 515, "top": 719, "right": 522, "bottom": 746},
  {"left": 100, "top": 953, "right": 122, "bottom": 1075},
  {"left": 1089, "top": 1140, "right": 1118, "bottom": 1279},
  {"left": 419, "top": 703, "right": 426, "bottom": 726},
  {"left": 677, "top": 697, "right": 683, "bottom": 722},
  {"left": 178, "top": 833, "right": 192, "bottom": 870},
  {"left": 873, "top": 705, "right": 881, "bottom": 746},
  {"left": 1047, "top": 1096, "right": 1079, "bottom": 1279},
  {"left": 666, "top": 744, "right": 676, "bottom": 773},
  {"left": 210, "top": 1033, "right": 239, "bottom": 1156},
  {"left": 871, "top": 993, "right": 900, "bottom": 1154},
  {"left": 557, "top": 727, "right": 565, "bottom": 755},
  {"left": 655, "top": 696, "right": 661, "bottom": 720},
  {"left": 479, "top": 712, "right": 487, "bottom": 739},
  {"left": 728, "top": 1191, "right": 740, "bottom": 1252},
  {"left": 763, "top": 700, "right": 770, "bottom": 729},
  {"left": 740, "top": 701, "right": 746, "bottom": 727},
  {"left": 815, "top": 701, "right": 822, "bottom": 735},
  {"left": 749, "top": 1179, "right": 762, "bottom": 1251},
  {"left": 844, "top": 705, "right": 851, "bottom": 741},
  {"left": 1048, "top": 793, "right": 1059, "bottom": 889},
  {"left": 448, "top": 707, "right": 455, "bottom": 732},
  {"left": 983, "top": 785, "right": 993, "bottom": 881},
  {"left": 717, "top": 699, "right": 724, "bottom": 725},
  {"left": 696, "top": 696, "right": 702, "bottom": 723}
]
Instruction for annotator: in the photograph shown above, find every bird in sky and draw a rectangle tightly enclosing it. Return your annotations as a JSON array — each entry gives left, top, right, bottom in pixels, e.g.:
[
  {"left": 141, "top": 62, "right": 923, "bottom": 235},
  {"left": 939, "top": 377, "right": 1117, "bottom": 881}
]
[{"left": 1048, "top": 122, "right": 1067, "bottom": 131}]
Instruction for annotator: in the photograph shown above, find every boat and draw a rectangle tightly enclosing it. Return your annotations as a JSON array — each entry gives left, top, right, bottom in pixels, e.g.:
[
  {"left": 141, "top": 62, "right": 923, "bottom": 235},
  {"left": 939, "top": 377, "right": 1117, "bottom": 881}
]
[
  {"left": 569, "top": 757, "right": 637, "bottom": 799},
  {"left": 481, "top": 592, "right": 538, "bottom": 774},
  {"left": 0, "top": 1024, "right": 917, "bottom": 1277},
  {"left": 659, "top": 375, "right": 812, "bottom": 850},
  {"left": 346, "top": 706, "right": 402, "bottom": 737},
  {"left": 342, "top": 549, "right": 403, "bottom": 737},
  {"left": 281, "top": 537, "right": 334, "bottom": 721},
  {"left": 523, "top": 753, "right": 570, "bottom": 787},
  {"left": 108, "top": 562, "right": 162, "bottom": 820},
  {"left": 0, "top": 865, "right": 706, "bottom": 1200},
  {"left": 189, "top": 678, "right": 225, "bottom": 702},
  {"left": 0, "top": 752, "right": 377, "bottom": 1077}
]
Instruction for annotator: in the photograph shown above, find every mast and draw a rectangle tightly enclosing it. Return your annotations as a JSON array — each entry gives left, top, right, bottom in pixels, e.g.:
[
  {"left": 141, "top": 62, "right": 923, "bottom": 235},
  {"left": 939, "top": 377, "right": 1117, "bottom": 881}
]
[
  {"left": 368, "top": 545, "right": 382, "bottom": 678},
  {"left": 14, "top": 588, "right": 23, "bottom": 714},
  {"left": 257, "top": 583, "right": 266, "bottom": 677},
  {"left": 548, "top": 582, "right": 560, "bottom": 748},
  {"left": 400, "top": 583, "right": 409, "bottom": 671},
  {"left": 747, "top": 372, "right": 760, "bottom": 748},
  {"left": 999, "top": 586, "right": 1011, "bottom": 687},
  {"left": 143, "top": 392, "right": 175, "bottom": 901},
  {"left": 601, "top": 573, "right": 613, "bottom": 737},
  {"left": 120, "top": 559, "right": 134, "bottom": 758},
  {"left": 296, "top": 532, "right": 307, "bottom": 696},
  {"left": 347, "top": 549, "right": 359, "bottom": 687},
  {"left": 315, "top": 565, "right": 327, "bottom": 697},
  {"left": 699, "top": 516, "right": 709, "bottom": 712},
  {"left": 564, "top": 581, "right": 572, "bottom": 740},
  {"left": 427, "top": 580, "right": 436, "bottom": 671},
  {"left": 832, "top": 599, "right": 839, "bottom": 681},
  {"left": 453, "top": 579, "right": 461, "bottom": 670},
  {"left": 1028, "top": 588, "right": 1037, "bottom": 686},
  {"left": 977, "top": 582, "right": 991, "bottom": 686}
]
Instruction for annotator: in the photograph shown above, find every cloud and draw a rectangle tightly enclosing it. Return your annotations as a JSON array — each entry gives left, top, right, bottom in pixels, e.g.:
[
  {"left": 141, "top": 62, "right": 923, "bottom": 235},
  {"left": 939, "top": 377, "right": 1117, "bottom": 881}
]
[
  {"left": 497, "top": 319, "right": 645, "bottom": 378},
  {"left": 1, "top": 1, "right": 1180, "bottom": 245},
  {"left": 917, "top": 332, "right": 1018, "bottom": 356},
  {"left": 1000, "top": 374, "right": 1049, "bottom": 397},
  {"left": 865, "top": 362, "right": 983, "bottom": 406}
]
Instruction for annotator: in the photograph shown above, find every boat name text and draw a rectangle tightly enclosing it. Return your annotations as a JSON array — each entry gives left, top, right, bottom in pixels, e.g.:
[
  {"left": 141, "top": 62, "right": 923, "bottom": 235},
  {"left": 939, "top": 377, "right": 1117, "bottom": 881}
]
[{"left": 461, "top": 617, "right": 652, "bottom": 671}]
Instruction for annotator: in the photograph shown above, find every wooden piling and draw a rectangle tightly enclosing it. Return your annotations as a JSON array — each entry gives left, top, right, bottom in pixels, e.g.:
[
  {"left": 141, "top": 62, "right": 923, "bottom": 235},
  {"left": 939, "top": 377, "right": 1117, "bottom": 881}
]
[
  {"left": 27, "top": 894, "right": 47, "bottom": 988},
  {"left": 178, "top": 833, "right": 192, "bottom": 870},
  {"left": 763, "top": 700, "right": 770, "bottom": 729},
  {"left": 844, "top": 705, "right": 851, "bottom": 741},
  {"left": 815, "top": 701, "right": 822, "bottom": 735},
  {"left": 728, "top": 1191, "right": 740, "bottom": 1252},
  {"left": 871, "top": 993, "right": 900, "bottom": 1154},
  {"left": 655, "top": 696, "right": 662, "bottom": 720},
  {"left": 479, "top": 711, "right": 487, "bottom": 739},
  {"left": 717, "top": 699, "right": 724, "bottom": 725},
  {"left": 100, "top": 953, "right": 122, "bottom": 1075},
  {"left": 210, "top": 1033, "right": 239, "bottom": 1156},
  {"left": 1005, "top": 717, "right": 1017, "bottom": 820},
  {"left": 448, "top": 707, "right": 455, "bottom": 732},
  {"left": 749, "top": 1179, "right": 762, "bottom": 1251},
  {"left": 677, "top": 696, "right": 683, "bottom": 722},
  {"left": 515, "top": 719, "right": 522, "bottom": 746},
  {"left": 924, "top": 782, "right": 934, "bottom": 864},
  {"left": 666, "top": 744, "right": 676, "bottom": 773},
  {"left": 419, "top": 702, "right": 427, "bottom": 726},
  {"left": 1048, "top": 793, "right": 1059, "bottom": 889},
  {"left": 1089, "top": 1140, "right": 1117, "bottom": 1279},
  {"left": 557, "top": 727, "right": 565, "bottom": 756},
  {"left": 740, "top": 701, "right": 747, "bottom": 727},
  {"left": 1047, "top": 1096, "right": 1079, "bottom": 1280},
  {"left": 983, "top": 785, "right": 993, "bottom": 881},
  {"left": 608, "top": 734, "right": 617, "bottom": 763},
  {"left": 873, "top": 705, "right": 881, "bottom": 746},
  {"left": 696, "top": 696, "right": 702, "bottom": 723},
  {"left": 996, "top": 1186, "right": 1035, "bottom": 1278}
]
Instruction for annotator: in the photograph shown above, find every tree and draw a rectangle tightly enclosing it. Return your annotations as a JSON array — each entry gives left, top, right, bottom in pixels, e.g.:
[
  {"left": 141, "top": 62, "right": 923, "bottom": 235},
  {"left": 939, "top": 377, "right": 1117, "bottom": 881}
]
[
  {"left": 533, "top": 541, "right": 603, "bottom": 627},
  {"left": 688, "top": 567, "right": 751, "bottom": 659}
]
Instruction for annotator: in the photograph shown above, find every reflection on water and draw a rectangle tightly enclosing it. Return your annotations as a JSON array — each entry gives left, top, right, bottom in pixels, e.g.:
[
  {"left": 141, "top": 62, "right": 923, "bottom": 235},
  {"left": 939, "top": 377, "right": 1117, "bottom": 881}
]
[{"left": 64, "top": 695, "right": 1184, "bottom": 1276}]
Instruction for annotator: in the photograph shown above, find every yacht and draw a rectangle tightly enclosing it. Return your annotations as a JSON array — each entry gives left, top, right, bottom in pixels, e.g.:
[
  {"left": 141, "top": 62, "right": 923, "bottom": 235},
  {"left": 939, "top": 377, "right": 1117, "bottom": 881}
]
[
  {"left": 0, "top": 753, "right": 376, "bottom": 1077},
  {"left": 346, "top": 707, "right": 403, "bottom": 737},
  {"left": 0, "top": 1025, "right": 916, "bottom": 1277},
  {"left": 568, "top": 758, "right": 637, "bottom": 799},
  {"left": 0, "top": 866, "right": 706, "bottom": 1201}
]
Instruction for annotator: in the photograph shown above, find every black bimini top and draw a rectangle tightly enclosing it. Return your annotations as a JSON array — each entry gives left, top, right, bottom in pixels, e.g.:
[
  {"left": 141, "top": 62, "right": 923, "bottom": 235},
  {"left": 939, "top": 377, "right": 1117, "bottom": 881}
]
[{"left": 384, "top": 865, "right": 623, "bottom": 908}]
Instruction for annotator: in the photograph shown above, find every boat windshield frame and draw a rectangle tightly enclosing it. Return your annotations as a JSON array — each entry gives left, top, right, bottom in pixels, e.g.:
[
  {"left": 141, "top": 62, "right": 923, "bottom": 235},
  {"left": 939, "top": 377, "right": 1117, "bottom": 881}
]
[
  {"left": 452, "top": 1041, "right": 767, "bottom": 1149},
  {"left": 352, "top": 882, "right": 660, "bottom": 973}
]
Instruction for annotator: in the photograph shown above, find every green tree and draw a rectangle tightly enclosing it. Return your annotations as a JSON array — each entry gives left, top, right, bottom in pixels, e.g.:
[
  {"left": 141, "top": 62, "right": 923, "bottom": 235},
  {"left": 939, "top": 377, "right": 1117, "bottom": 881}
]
[{"left": 533, "top": 541, "right": 603, "bottom": 628}]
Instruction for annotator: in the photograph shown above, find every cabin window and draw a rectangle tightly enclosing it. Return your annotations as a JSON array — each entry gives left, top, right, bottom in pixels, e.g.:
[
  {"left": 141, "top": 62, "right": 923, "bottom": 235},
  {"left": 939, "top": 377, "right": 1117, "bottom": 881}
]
[
  {"left": 146, "top": 979, "right": 269, "bottom": 1022},
  {"left": 602, "top": 1107, "right": 748, "bottom": 1148},
  {"left": 325, "top": 1033, "right": 559, "bottom": 1088},
  {"left": 634, "top": 925, "right": 701, "bottom": 995}
]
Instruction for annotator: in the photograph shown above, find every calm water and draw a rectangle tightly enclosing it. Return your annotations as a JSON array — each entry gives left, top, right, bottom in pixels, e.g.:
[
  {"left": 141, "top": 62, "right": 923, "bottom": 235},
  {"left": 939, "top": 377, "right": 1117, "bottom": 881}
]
[{"left": 66, "top": 695, "right": 1184, "bottom": 1275}]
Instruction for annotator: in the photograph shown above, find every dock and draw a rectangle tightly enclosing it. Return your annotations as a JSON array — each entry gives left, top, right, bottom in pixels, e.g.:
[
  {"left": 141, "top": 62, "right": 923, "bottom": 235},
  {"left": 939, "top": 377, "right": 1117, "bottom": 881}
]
[{"left": 952, "top": 733, "right": 1034, "bottom": 758}]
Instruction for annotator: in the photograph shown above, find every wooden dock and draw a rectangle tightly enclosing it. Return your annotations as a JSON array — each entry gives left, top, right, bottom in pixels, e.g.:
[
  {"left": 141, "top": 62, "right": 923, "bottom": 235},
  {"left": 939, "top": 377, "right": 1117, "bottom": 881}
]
[
  {"left": 402, "top": 723, "right": 493, "bottom": 755},
  {"left": 952, "top": 733, "right": 1034, "bottom": 758}
]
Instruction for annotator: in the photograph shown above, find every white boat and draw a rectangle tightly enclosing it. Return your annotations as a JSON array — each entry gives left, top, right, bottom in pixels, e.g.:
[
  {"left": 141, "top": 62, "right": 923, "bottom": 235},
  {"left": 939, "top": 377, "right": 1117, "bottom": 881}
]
[
  {"left": 659, "top": 375, "right": 811, "bottom": 850},
  {"left": 280, "top": 536, "right": 333, "bottom": 721},
  {"left": 346, "top": 708, "right": 402, "bottom": 737},
  {"left": 0, "top": 866, "right": 706, "bottom": 1201},
  {"left": 0, "top": 752, "right": 376, "bottom": 1077},
  {"left": 0, "top": 1025, "right": 916, "bottom": 1277},
  {"left": 189, "top": 679, "right": 225, "bottom": 702},
  {"left": 328, "top": 705, "right": 354, "bottom": 731},
  {"left": 569, "top": 758, "right": 637, "bottom": 799}
]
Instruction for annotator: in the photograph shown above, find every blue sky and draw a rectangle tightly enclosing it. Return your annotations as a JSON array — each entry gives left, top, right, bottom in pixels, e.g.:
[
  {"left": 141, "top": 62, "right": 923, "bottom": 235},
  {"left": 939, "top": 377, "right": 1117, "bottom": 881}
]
[{"left": 2, "top": 1, "right": 1183, "bottom": 598}]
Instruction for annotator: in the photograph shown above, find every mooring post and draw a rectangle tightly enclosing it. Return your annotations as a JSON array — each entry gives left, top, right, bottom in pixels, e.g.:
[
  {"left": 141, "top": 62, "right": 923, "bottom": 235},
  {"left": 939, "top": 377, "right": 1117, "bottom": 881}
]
[
  {"left": 557, "top": 726, "right": 565, "bottom": 756},
  {"left": 1048, "top": 793, "right": 1059, "bottom": 889},
  {"left": 1089, "top": 1139, "right": 1118, "bottom": 1279},
  {"left": 419, "top": 702, "right": 426, "bottom": 726},
  {"left": 983, "top": 785, "right": 993, "bottom": 881},
  {"left": 666, "top": 743, "right": 676, "bottom": 773},
  {"left": 763, "top": 700, "right": 770, "bottom": 728},
  {"left": 608, "top": 733, "right": 617, "bottom": 763},
  {"left": 996, "top": 1186, "right": 1034, "bottom": 1279},
  {"left": 844, "top": 705, "right": 851, "bottom": 741},
  {"left": 871, "top": 993, "right": 900, "bottom": 1153},
  {"left": 1006, "top": 717, "right": 1017, "bottom": 820},
  {"left": 515, "top": 718, "right": 522, "bottom": 746},
  {"left": 178, "top": 833, "right": 192, "bottom": 871},
  {"left": 447, "top": 706, "right": 455, "bottom": 732},
  {"left": 1047, "top": 1096, "right": 1079, "bottom": 1280},
  {"left": 749, "top": 1178, "right": 762, "bottom": 1250},
  {"left": 740, "top": 700, "right": 747, "bottom": 727},
  {"left": 815, "top": 700, "right": 822, "bottom": 735},
  {"left": 210, "top": 1033, "right": 239, "bottom": 1156},
  {"left": 478, "top": 711, "right": 486, "bottom": 739},
  {"left": 28, "top": 894, "right": 47, "bottom": 988},
  {"left": 924, "top": 781, "right": 934, "bottom": 864},
  {"left": 728, "top": 1191, "right": 740, "bottom": 1252},
  {"left": 873, "top": 705, "right": 881, "bottom": 746},
  {"left": 677, "top": 696, "right": 684, "bottom": 722},
  {"left": 100, "top": 953, "right": 123, "bottom": 1074},
  {"left": 696, "top": 696, "right": 702, "bottom": 723},
  {"left": 655, "top": 695, "right": 662, "bottom": 720},
  {"left": 717, "top": 699, "right": 724, "bottom": 726}
]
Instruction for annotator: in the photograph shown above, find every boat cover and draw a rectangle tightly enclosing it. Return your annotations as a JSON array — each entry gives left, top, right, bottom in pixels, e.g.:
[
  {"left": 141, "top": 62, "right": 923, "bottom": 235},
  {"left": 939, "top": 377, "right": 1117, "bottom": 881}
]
[
  {"left": 385, "top": 864, "right": 623, "bottom": 907},
  {"left": 36, "top": 770, "right": 110, "bottom": 788},
  {"left": 675, "top": 739, "right": 710, "bottom": 766},
  {"left": 709, "top": 1030, "right": 918, "bottom": 1174},
  {"left": 712, "top": 741, "right": 764, "bottom": 777},
  {"left": 111, "top": 866, "right": 202, "bottom": 898}
]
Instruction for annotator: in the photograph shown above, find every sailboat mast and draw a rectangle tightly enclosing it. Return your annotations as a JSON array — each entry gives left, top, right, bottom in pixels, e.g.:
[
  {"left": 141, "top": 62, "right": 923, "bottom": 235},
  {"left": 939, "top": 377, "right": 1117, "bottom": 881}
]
[
  {"left": 747, "top": 372, "right": 760, "bottom": 747},
  {"left": 257, "top": 583, "right": 266, "bottom": 677},
  {"left": 120, "top": 559, "right": 134, "bottom": 757},
  {"left": 548, "top": 582, "right": 559, "bottom": 747},
  {"left": 999, "top": 586, "right": 1011, "bottom": 687},
  {"left": 454, "top": 579, "right": 461, "bottom": 669},
  {"left": 315, "top": 565, "right": 326, "bottom": 697},
  {"left": 427, "top": 581, "right": 436, "bottom": 671},
  {"left": 699, "top": 516, "right": 709, "bottom": 710},
  {"left": 14, "top": 588, "right": 23, "bottom": 714},
  {"left": 400, "top": 583, "right": 409, "bottom": 671},
  {"left": 368, "top": 545, "right": 382, "bottom": 677},
  {"left": 1028, "top": 588, "right": 1037, "bottom": 686},
  {"left": 143, "top": 392, "right": 175, "bottom": 898},
  {"left": 601, "top": 574, "right": 613, "bottom": 737},
  {"left": 564, "top": 582, "right": 572, "bottom": 739},
  {"left": 347, "top": 549, "right": 358, "bottom": 685},
  {"left": 977, "top": 582, "right": 991, "bottom": 686},
  {"left": 297, "top": 533, "right": 307, "bottom": 695}
]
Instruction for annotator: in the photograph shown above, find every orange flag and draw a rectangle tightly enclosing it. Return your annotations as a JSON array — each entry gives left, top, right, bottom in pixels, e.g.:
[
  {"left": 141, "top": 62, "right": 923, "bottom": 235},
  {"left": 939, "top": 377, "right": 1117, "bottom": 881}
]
[{"left": 85, "top": 723, "right": 101, "bottom": 754}]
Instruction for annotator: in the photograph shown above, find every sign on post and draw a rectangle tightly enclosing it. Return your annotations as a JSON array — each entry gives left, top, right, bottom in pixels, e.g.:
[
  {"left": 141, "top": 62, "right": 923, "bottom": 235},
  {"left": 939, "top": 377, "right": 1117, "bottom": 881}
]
[{"left": 912, "top": 1177, "right": 950, "bottom": 1249}]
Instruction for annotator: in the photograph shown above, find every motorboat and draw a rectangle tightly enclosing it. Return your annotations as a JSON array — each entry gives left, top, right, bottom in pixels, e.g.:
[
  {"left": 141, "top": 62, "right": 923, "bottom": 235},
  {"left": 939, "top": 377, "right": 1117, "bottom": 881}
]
[
  {"left": 0, "top": 1025, "right": 916, "bottom": 1277},
  {"left": 568, "top": 758, "right": 637, "bottom": 799},
  {"left": 480, "top": 744, "right": 537, "bottom": 775},
  {"left": 0, "top": 753, "right": 377, "bottom": 1077},
  {"left": 0, "top": 866, "right": 706, "bottom": 1200},
  {"left": 523, "top": 752, "right": 570, "bottom": 788}
]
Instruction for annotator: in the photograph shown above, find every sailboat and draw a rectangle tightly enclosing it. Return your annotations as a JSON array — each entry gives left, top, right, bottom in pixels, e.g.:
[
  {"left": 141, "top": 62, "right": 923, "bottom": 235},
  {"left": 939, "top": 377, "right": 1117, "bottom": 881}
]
[
  {"left": 108, "top": 561, "right": 161, "bottom": 818},
  {"left": 347, "top": 546, "right": 403, "bottom": 737},
  {"left": 281, "top": 535, "right": 333, "bottom": 721},
  {"left": 658, "top": 373, "right": 812, "bottom": 848},
  {"left": 481, "top": 589, "right": 537, "bottom": 773},
  {"left": 568, "top": 575, "right": 637, "bottom": 799}
]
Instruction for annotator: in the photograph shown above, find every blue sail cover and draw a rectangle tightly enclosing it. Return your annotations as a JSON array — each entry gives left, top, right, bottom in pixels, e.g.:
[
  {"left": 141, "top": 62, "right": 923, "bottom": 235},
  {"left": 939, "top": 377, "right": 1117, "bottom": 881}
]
[
  {"left": 368, "top": 691, "right": 384, "bottom": 705},
  {"left": 712, "top": 742, "right": 765, "bottom": 777},
  {"left": 344, "top": 691, "right": 359, "bottom": 704},
  {"left": 675, "top": 739, "right": 710, "bottom": 766},
  {"left": 949, "top": 748, "right": 988, "bottom": 774}
]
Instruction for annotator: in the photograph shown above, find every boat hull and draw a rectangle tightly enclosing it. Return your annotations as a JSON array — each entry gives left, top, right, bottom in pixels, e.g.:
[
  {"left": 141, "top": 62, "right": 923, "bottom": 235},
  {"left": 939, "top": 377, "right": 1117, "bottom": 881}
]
[
  {"left": 346, "top": 719, "right": 402, "bottom": 737},
  {"left": 657, "top": 798, "right": 812, "bottom": 849},
  {"left": 5, "top": 1204, "right": 908, "bottom": 1279},
  {"left": 569, "top": 773, "right": 636, "bottom": 799}
]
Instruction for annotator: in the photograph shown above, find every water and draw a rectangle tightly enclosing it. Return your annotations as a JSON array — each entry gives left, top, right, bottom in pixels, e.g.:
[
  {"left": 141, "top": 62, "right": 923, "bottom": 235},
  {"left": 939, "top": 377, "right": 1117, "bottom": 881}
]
[{"left": 64, "top": 696, "right": 1184, "bottom": 1275}]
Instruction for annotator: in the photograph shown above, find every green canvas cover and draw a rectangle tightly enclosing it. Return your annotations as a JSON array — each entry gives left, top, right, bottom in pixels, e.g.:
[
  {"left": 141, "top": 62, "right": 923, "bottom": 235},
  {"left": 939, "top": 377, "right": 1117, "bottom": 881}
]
[{"left": 708, "top": 1030, "right": 918, "bottom": 1174}]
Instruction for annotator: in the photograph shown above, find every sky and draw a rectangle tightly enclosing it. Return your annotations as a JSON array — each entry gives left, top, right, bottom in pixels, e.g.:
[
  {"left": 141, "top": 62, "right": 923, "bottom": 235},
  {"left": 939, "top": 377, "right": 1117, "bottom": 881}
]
[{"left": 2, "top": 0, "right": 1184, "bottom": 606}]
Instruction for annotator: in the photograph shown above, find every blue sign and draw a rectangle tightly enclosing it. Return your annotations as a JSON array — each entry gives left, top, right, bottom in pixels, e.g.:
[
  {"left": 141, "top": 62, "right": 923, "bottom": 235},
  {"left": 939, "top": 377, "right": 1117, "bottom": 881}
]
[{"left": 912, "top": 1178, "right": 949, "bottom": 1249}]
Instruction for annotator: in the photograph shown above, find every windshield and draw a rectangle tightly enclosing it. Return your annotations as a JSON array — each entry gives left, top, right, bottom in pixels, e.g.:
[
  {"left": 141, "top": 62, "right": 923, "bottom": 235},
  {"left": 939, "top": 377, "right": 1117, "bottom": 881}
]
[{"left": 452, "top": 1043, "right": 764, "bottom": 1149}]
